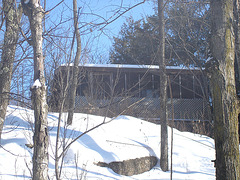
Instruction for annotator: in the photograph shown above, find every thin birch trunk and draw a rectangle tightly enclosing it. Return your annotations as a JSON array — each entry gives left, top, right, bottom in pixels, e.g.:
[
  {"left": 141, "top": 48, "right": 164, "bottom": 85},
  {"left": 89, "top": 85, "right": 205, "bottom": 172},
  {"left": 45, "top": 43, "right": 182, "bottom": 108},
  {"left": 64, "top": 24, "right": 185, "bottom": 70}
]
[{"left": 22, "top": 1, "right": 49, "bottom": 179}]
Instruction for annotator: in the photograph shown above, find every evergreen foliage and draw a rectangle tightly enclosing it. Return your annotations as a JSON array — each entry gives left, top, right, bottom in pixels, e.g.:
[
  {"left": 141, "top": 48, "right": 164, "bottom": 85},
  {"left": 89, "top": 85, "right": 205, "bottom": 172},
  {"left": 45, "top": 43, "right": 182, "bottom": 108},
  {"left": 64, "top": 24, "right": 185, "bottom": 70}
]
[{"left": 110, "top": 1, "right": 210, "bottom": 67}]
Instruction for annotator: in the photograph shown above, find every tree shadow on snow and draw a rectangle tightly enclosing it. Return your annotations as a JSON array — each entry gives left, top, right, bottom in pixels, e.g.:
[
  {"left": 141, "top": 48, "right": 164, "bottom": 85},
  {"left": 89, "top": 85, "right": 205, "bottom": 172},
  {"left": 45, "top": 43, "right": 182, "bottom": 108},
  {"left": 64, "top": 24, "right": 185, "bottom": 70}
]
[
  {"left": 64, "top": 165, "right": 121, "bottom": 180},
  {"left": 48, "top": 125, "right": 117, "bottom": 163}
]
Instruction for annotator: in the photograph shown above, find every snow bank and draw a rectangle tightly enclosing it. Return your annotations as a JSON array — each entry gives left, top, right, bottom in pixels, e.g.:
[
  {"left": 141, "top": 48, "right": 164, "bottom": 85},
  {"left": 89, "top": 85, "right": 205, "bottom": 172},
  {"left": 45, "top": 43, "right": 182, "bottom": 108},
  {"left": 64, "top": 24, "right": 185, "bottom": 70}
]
[{"left": 0, "top": 106, "right": 215, "bottom": 179}]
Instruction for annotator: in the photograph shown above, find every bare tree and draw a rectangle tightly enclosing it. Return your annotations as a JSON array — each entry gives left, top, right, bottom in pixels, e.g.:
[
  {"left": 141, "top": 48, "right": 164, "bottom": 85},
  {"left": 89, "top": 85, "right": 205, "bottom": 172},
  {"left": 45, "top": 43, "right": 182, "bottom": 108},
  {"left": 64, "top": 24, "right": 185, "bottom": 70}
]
[
  {"left": 0, "top": 0, "right": 22, "bottom": 141},
  {"left": 208, "top": 0, "right": 240, "bottom": 179},
  {"left": 158, "top": 0, "right": 168, "bottom": 172},
  {"left": 67, "top": 0, "right": 82, "bottom": 125},
  {"left": 21, "top": 0, "right": 49, "bottom": 179},
  {"left": 234, "top": 0, "right": 240, "bottom": 89}
]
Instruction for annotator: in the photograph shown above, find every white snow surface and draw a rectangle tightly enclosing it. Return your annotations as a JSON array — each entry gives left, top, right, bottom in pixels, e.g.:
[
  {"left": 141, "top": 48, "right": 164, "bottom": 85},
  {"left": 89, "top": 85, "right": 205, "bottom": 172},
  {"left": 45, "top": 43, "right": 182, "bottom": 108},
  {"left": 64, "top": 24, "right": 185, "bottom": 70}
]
[
  {"left": 60, "top": 63, "right": 201, "bottom": 71},
  {"left": 31, "top": 79, "right": 41, "bottom": 89},
  {"left": 0, "top": 106, "right": 215, "bottom": 179},
  {"left": 24, "top": 0, "right": 30, "bottom": 4},
  {"left": 206, "top": 56, "right": 213, "bottom": 62}
]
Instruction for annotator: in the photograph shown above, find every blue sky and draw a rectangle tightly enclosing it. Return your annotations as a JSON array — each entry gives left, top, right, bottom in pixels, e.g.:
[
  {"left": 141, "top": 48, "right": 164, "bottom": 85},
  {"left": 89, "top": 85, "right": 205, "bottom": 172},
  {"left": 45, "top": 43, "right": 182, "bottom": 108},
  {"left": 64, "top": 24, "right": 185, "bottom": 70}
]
[
  {"left": 47, "top": 0, "right": 155, "bottom": 63},
  {"left": 87, "top": 0, "right": 155, "bottom": 62}
]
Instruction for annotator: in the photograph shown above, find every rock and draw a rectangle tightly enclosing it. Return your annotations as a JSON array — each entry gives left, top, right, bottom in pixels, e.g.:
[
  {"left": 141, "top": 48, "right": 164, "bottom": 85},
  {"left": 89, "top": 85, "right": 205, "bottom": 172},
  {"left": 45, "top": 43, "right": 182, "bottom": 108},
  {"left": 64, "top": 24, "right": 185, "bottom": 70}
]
[{"left": 96, "top": 156, "right": 158, "bottom": 176}]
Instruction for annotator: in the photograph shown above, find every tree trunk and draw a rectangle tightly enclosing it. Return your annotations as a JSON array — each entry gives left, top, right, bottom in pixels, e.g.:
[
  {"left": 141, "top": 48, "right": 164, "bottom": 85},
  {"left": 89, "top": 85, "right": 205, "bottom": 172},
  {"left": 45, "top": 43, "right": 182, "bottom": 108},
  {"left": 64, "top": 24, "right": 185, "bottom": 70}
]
[
  {"left": 234, "top": 0, "right": 240, "bottom": 90},
  {"left": 158, "top": 0, "right": 168, "bottom": 172},
  {"left": 22, "top": 1, "right": 49, "bottom": 179},
  {"left": 209, "top": 0, "right": 240, "bottom": 179},
  {"left": 67, "top": 0, "right": 81, "bottom": 125},
  {"left": 0, "top": 0, "right": 22, "bottom": 141}
]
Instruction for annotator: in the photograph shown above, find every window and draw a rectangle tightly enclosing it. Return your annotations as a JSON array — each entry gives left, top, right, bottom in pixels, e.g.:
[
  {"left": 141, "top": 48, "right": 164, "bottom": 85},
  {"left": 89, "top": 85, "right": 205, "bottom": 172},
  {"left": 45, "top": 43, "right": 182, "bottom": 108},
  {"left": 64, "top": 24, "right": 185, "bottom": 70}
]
[
  {"left": 88, "top": 72, "right": 112, "bottom": 99},
  {"left": 168, "top": 74, "right": 180, "bottom": 98},
  {"left": 194, "top": 75, "right": 204, "bottom": 98},
  {"left": 181, "top": 74, "right": 194, "bottom": 99}
]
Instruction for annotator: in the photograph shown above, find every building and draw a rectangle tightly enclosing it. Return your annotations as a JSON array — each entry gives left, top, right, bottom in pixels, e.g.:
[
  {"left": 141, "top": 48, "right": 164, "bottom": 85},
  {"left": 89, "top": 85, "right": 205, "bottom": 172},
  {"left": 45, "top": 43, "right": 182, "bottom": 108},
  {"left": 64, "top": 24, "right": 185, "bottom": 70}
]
[{"left": 50, "top": 64, "right": 211, "bottom": 124}]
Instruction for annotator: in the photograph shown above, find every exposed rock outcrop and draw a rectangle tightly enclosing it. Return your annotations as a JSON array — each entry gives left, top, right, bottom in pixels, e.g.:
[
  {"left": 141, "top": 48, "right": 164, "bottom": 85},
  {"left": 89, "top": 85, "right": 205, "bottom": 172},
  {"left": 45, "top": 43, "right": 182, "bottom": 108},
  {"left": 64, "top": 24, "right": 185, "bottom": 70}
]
[{"left": 96, "top": 156, "right": 158, "bottom": 176}]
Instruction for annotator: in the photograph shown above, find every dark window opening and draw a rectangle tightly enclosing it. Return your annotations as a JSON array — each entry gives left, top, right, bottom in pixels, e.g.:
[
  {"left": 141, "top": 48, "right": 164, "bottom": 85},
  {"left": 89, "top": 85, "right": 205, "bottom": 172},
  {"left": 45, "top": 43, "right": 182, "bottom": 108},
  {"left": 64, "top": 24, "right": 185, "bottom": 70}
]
[
  {"left": 181, "top": 74, "right": 194, "bottom": 99},
  {"left": 88, "top": 72, "right": 112, "bottom": 99},
  {"left": 167, "top": 74, "right": 180, "bottom": 98},
  {"left": 194, "top": 75, "right": 204, "bottom": 98}
]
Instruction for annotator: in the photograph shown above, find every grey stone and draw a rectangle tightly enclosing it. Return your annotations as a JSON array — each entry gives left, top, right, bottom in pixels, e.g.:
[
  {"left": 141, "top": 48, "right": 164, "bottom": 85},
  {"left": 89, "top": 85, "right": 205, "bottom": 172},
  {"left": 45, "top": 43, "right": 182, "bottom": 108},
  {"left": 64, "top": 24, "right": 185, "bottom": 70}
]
[{"left": 96, "top": 156, "right": 158, "bottom": 176}]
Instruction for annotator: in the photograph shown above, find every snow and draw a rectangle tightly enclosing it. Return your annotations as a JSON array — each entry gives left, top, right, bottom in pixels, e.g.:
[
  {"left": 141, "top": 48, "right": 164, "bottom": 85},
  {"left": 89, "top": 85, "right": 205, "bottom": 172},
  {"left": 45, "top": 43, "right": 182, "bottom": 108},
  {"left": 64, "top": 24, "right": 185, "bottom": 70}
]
[
  {"left": 0, "top": 105, "right": 216, "bottom": 179},
  {"left": 34, "top": 3, "right": 39, "bottom": 8},
  {"left": 24, "top": 0, "right": 30, "bottom": 4},
  {"left": 206, "top": 57, "right": 213, "bottom": 62},
  {"left": 31, "top": 79, "right": 41, "bottom": 89},
  {"left": 60, "top": 63, "right": 202, "bottom": 71}
]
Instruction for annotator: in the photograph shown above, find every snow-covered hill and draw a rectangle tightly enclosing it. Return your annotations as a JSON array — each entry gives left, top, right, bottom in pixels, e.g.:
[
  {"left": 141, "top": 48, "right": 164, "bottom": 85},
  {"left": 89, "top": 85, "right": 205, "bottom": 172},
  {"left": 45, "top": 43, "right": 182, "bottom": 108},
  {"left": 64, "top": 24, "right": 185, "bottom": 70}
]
[{"left": 0, "top": 106, "right": 215, "bottom": 179}]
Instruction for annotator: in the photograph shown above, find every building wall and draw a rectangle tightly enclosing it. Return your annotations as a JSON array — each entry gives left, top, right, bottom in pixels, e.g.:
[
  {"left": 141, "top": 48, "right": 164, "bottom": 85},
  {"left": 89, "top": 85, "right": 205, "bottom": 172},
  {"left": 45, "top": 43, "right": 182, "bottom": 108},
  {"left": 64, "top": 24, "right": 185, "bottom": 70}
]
[
  {"left": 73, "top": 66, "right": 210, "bottom": 121},
  {"left": 76, "top": 67, "right": 207, "bottom": 100}
]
